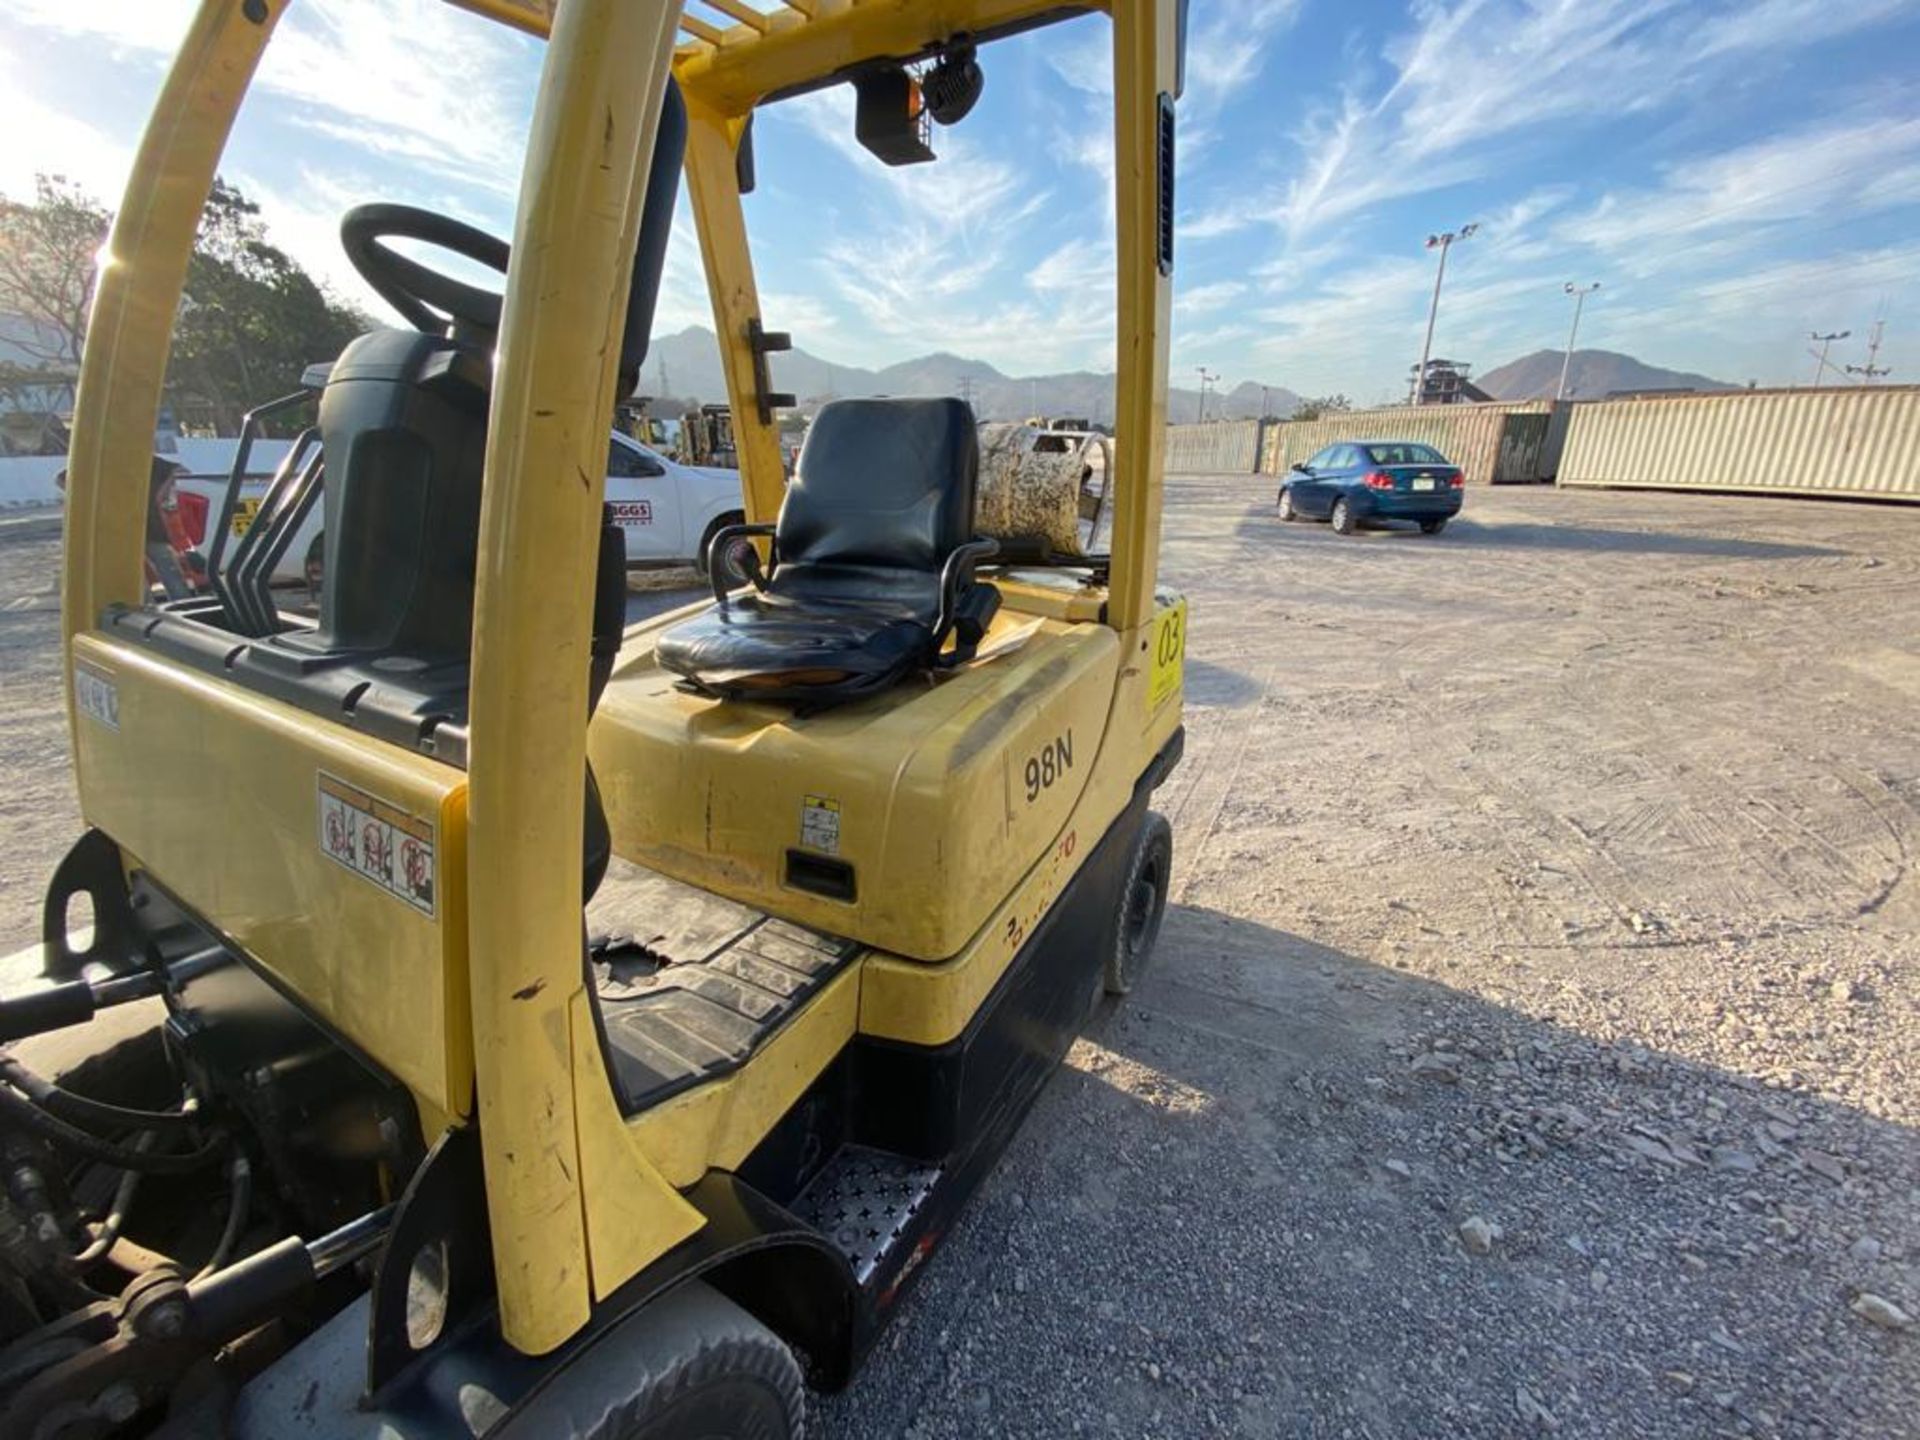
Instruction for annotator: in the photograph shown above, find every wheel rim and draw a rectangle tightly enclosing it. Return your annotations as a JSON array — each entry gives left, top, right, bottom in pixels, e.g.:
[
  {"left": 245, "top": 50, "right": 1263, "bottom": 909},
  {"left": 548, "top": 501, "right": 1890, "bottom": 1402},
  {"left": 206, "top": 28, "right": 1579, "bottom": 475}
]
[
  {"left": 1125, "top": 857, "right": 1163, "bottom": 956},
  {"left": 717, "top": 537, "right": 755, "bottom": 583}
]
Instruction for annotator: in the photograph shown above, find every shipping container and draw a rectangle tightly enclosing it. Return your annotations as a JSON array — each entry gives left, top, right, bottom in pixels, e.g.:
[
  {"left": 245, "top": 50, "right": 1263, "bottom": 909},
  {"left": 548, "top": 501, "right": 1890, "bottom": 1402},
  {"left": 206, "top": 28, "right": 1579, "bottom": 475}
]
[
  {"left": 1162, "top": 419, "right": 1264, "bottom": 474},
  {"left": 1556, "top": 386, "right": 1920, "bottom": 503},
  {"left": 1258, "top": 401, "right": 1562, "bottom": 484}
]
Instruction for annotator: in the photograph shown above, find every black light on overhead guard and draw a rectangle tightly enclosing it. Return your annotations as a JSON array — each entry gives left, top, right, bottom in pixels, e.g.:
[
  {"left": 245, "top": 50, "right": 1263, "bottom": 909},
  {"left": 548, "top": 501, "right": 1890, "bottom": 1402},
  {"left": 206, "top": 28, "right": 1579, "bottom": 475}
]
[
  {"left": 922, "top": 44, "right": 984, "bottom": 126},
  {"left": 854, "top": 68, "right": 936, "bottom": 167}
]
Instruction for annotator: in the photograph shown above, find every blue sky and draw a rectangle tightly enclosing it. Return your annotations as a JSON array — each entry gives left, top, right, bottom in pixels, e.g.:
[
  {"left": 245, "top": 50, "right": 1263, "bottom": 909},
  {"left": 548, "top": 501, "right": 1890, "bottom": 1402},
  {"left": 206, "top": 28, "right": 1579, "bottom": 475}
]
[{"left": 2, "top": 0, "right": 1915, "bottom": 401}]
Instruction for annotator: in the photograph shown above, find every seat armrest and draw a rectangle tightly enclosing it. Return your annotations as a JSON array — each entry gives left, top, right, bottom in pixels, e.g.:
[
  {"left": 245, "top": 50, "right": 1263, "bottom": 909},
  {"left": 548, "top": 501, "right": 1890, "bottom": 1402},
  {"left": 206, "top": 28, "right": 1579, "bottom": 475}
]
[
  {"left": 705, "top": 522, "right": 777, "bottom": 604},
  {"left": 934, "top": 537, "right": 1001, "bottom": 645}
]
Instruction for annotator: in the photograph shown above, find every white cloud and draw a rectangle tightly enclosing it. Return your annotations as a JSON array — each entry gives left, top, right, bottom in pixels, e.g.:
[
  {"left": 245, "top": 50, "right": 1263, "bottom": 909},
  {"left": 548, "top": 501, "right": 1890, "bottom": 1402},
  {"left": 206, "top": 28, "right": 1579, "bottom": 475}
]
[
  {"left": 0, "top": 80, "right": 132, "bottom": 202},
  {"left": 1199, "top": 0, "right": 1912, "bottom": 251},
  {"left": 5, "top": 0, "right": 535, "bottom": 201},
  {"left": 2, "top": 0, "right": 192, "bottom": 54},
  {"left": 1690, "top": 0, "right": 1913, "bottom": 59},
  {"left": 1175, "top": 280, "right": 1248, "bottom": 317},
  {"left": 258, "top": 1, "right": 537, "bottom": 199},
  {"left": 1184, "top": 0, "right": 1304, "bottom": 114},
  {"left": 769, "top": 87, "right": 1116, "bottom": 371},
  {"left": 1559, "top": 115, "right": 1920, "bottom": 276}
]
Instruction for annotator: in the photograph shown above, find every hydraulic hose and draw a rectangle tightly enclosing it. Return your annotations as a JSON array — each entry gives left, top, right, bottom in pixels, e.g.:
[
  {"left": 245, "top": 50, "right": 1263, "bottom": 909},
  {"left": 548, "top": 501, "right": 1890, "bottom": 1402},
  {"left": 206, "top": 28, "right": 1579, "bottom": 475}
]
[
  {"left": 194, "top": 1153, "right": 252, "bottom": 1280},
  {"left": 72, "top": 1133, "right": 155, "bottom": 1266},
  {"left": 0, "top": 1055, "right": 204, "bottom": 1135},
  {"left": 0, "top": 1085, "right": 223, "bottom": 1175}
]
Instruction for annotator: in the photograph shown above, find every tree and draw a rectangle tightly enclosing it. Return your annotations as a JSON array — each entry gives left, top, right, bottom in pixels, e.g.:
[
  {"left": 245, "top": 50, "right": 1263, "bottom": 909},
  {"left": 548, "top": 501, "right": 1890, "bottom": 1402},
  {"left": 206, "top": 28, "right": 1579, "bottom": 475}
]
[
  {"left": 0, "top": 174, "right": 109, "bottom": 374},
  {"left": 1292, "top": 393, "right": 1352, "bottom": 421},
  {"left": 0, "top": 174, "right": 371, "bottom": 437},
  {"left": 167, "top": 178, "right": 370, "bottom": 432}
]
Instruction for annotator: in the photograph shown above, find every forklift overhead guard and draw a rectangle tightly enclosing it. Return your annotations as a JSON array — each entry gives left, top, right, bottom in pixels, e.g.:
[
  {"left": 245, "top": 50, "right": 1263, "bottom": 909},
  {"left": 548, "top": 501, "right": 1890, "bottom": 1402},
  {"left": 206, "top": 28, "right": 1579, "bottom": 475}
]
[{"left": 5, "top": 0, "right": 1189, "bottom": 1433}]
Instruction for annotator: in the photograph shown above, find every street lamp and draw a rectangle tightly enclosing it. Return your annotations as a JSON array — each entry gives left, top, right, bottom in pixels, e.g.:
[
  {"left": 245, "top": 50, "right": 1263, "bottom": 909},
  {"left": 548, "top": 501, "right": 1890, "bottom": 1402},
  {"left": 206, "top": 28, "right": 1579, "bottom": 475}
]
[
  {"left": 1412, "top": 223, "right": 1477, "bottom": 405},
  {"left": 1808, "top": 330, "right": 1849, "bottom": 389},
  {"left": 1557, "top": 282, "right": 1600, "bottom": 401},
  {"left": 1195, "top": 366, "right": 1219, "bottom": 422}
]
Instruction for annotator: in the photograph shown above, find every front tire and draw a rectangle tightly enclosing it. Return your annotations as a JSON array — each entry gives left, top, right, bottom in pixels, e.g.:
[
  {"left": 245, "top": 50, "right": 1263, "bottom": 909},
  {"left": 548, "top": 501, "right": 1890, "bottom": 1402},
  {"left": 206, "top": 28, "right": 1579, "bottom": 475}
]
[
  {"left": 1330, "top": 497, "right": 1357, "bottom": 535},
  {"left": 552, "top": 1283, "right": 804, "bottom": 1440},
  {"left": 1277, "top": 488, "right": 1298, "bottom": 521},
  {"left": 1105, "top": 812, "right": 1172, "bottom": 996},
  {"left": 697, "top": 514, "right": 754, "bottom": 587}
]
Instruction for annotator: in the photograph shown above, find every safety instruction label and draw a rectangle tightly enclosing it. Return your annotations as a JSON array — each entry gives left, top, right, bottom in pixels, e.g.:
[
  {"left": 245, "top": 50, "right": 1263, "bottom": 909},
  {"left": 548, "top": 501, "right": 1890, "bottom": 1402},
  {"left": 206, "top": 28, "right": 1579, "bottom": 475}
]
[
  {"left": 317, "top": 772, "right": 437, "bottom": 917},
  {"left": 800, "top": 795, "right": 841, "bottom": 855},
  {"left": 1147, "top": 598, "right": 1187, "bottom": 710},
  {"left": 73, "top": 661, "right": 119, "bottom": 730}
]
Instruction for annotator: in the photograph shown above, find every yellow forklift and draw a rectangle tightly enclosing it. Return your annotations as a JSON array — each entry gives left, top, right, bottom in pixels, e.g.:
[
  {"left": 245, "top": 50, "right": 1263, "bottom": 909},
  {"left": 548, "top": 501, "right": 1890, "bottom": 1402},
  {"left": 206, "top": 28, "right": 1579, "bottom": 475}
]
[{"left": 0, "top": 0, "right": 1186, "bottom": 1433}]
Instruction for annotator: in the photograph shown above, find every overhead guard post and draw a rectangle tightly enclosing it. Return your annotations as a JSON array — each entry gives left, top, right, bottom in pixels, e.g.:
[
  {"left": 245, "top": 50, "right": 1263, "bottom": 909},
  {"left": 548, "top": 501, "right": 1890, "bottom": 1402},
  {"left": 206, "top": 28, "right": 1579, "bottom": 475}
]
[
  {"left": 61, "top": 0, "right": 286, "bottom": 759},
  {"left": 465, "top": 0, "right": 702, "bottom": 1356},
  {"left": 1104, "top": 0, "right": 1178, "bottom": 633}
]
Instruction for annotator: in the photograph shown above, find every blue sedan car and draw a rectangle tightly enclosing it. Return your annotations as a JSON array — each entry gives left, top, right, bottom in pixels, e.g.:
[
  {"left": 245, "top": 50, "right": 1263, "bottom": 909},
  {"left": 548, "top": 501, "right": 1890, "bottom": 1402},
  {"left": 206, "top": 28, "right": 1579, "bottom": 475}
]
[{"left": 1277, "top": 440, "right": 1465, "bottom": 535}]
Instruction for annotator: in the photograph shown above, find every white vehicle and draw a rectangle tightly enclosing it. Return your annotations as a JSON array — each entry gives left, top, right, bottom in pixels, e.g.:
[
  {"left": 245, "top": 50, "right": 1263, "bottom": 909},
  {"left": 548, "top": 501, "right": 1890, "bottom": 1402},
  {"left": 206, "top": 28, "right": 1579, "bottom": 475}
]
[
  {"left": 172, "top": 431, "right": 750, "bottom": 591},
  {"left": 604, "top": 431, "right": 750, "bottom": 577}
]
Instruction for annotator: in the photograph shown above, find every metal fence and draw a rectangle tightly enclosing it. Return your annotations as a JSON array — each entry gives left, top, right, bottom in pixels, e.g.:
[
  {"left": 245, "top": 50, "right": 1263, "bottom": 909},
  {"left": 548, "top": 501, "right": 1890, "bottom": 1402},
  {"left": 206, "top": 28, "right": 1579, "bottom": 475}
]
[
  {"left": 1162, "top": 420, "right": 1265, "bottom": 474},
  {"left": 1556, "top": 386, "right": 1920, "bottom": 503},
  {"left": 1258, "top": 401, "right": 1563, "bottom": 484}
]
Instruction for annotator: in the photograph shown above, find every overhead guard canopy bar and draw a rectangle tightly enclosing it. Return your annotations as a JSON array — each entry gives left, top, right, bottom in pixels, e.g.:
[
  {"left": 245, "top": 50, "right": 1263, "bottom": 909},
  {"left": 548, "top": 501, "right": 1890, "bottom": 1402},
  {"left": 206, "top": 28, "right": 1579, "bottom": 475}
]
[{"left": 445, "top": 1, "right": 1105, "bottom": 108}]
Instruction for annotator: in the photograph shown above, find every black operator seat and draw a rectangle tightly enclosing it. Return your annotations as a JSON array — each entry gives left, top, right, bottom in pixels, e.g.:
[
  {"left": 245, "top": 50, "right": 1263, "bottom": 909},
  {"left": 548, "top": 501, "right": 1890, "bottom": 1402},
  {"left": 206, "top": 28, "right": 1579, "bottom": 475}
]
[{"left": 655, "top": 397, "right": 1001, "bottom": 705}]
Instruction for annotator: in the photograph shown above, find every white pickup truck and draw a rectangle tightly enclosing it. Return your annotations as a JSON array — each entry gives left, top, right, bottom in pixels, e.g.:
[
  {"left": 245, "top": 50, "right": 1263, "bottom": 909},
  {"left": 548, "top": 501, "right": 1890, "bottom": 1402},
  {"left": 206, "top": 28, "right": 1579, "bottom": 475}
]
[{"left": 171, "top": 430, "right": 749, "bottom": 589}]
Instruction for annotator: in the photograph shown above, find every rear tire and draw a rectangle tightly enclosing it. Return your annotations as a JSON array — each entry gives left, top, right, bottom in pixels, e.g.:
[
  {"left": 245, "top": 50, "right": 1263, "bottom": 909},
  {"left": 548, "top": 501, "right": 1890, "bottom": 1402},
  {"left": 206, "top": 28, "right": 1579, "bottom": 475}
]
[
  {"left": 1419, "top": 518, "right": 1448, "bottom": 535},
  {"left": 1330, "top": 497, "right": 1357, "bottom": 535},
  {"left": 1277, "top": 488, "right": 1297, "bottom": 521},
  {"left": 552, "top": 1283, "right": 805, "bottom": 1440},
  {"left": 1105, "top": 812, "right": 1172, "bottom": 997}
]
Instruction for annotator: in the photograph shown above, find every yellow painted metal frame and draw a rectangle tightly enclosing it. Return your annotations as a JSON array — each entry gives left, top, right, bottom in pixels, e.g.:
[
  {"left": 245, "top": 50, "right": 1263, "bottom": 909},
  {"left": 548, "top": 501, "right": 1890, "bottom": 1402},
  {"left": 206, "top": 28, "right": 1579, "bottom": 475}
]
[
  {"left": 667, "top": 0, "right": 1170, "bottom": 628},
  {"left": 61, "top": 0, "right": 288, "bottom": 749},
  {"left": 62, "top": 0, "right": 1178, "bottom": 1361},
  {"left": 462, "top": 0, "right": 697, "bottom": 1354}
]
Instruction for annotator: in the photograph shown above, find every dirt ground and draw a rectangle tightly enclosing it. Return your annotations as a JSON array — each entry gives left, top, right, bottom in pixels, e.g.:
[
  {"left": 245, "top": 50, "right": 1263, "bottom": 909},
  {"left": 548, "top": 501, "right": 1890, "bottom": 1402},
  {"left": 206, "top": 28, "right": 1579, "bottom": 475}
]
[{"left": 2, "top": 480, "right": 1917, "bottom": 1437}]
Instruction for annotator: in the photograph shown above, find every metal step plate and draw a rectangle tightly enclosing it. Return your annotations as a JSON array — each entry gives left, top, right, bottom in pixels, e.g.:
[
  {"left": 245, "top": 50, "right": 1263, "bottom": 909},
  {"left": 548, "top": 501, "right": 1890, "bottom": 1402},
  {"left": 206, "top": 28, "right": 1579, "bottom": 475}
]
[{"left": 790, "top": 1145, "right": 942, "bottom": 1287}]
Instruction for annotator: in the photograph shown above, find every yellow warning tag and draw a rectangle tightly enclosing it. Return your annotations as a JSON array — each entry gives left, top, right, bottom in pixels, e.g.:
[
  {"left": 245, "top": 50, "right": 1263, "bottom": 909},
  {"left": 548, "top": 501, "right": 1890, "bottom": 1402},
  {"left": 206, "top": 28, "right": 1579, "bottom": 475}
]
[{"left": 1147, "top": 598, "right": 1186, "bottom": 710}]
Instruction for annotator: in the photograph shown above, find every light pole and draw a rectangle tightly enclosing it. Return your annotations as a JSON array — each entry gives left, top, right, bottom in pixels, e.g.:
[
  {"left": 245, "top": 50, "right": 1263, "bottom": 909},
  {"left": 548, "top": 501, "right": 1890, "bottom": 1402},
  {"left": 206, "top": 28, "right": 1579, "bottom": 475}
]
[
  {"left": 1195, "top": 366, "right": 1218, "bottom": 422},
  {"left": 1413, "top": 223, "right": 1477, "bottom": 404},
  {"left": 1556, "top": 282, "right": 1600, "bottom": 401},
  {"left": 1808, "top": 330, "right": 1849, "bottom": 388},
  {"left": 1846, "top": 317, "right": 1889, "bottom": 385}
]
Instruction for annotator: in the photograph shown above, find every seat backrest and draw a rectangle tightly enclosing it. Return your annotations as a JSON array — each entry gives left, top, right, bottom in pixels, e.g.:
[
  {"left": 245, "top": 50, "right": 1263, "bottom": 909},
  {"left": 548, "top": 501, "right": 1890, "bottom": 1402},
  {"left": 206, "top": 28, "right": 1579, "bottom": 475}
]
[
  {"left": 777, "top": 398, "right": 978, "bottom": 575},
  {"left": 312, "top": 327, "right": 492, "bottom": 661}
]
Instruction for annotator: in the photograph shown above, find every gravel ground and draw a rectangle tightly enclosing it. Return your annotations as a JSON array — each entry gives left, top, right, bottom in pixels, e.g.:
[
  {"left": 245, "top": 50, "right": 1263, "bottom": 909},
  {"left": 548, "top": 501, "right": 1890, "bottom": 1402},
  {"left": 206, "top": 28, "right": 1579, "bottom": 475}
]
[{"left": 1, "top": 483, "right": 1916, "bottom": 1437}]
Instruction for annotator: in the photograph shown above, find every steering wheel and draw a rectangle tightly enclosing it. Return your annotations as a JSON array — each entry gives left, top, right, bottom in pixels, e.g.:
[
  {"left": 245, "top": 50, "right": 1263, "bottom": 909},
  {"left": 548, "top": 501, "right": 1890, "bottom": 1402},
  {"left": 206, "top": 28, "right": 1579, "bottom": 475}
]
[{"left": 340, "top": 203, "right": 509, "bottom": 336}]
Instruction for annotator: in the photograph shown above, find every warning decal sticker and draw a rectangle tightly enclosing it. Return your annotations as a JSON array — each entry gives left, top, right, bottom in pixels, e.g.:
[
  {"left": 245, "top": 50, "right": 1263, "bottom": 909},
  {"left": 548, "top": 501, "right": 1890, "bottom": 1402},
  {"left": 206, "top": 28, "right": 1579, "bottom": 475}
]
[
  {"left": 800, "top": 795, "right": 841, "bottom": 855},
  {"left": 317, "top": 772, "right": 437, "bottom": 917},
  {"left": 74, "top": 661, "right": 119, "bottom": 730}
]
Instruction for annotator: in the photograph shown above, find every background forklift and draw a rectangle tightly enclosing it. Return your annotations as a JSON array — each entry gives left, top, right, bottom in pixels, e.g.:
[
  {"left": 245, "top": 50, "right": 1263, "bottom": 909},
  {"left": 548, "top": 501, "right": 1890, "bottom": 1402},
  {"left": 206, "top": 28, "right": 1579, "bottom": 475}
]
[{"left": 0, "top": 0, "right": 1186, "bottom": 1433}]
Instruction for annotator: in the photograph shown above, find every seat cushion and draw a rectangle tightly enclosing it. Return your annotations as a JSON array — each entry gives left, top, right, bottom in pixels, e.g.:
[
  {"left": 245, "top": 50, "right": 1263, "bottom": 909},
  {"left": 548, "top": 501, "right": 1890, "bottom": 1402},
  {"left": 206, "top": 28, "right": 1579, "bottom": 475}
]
[
  {"left": 658, "top": 397, "right": 983, "bottom": 705},
  {"left": 656, "top": 590, "right": 936, "bottom": 703}
]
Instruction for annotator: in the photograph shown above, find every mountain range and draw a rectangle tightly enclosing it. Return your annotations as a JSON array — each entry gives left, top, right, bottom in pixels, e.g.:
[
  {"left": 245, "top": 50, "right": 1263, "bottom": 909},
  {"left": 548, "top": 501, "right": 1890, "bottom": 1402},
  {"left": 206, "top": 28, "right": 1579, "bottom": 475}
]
[
  {"left": 638, "top": 327, "right": 1734, "bottom": 422},
  {"left": 1477, "top": 348, "right": 1737, "bottom": 401},
  {"left": 640, "top": 326, "right": 1300, "bottom": 423}
]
